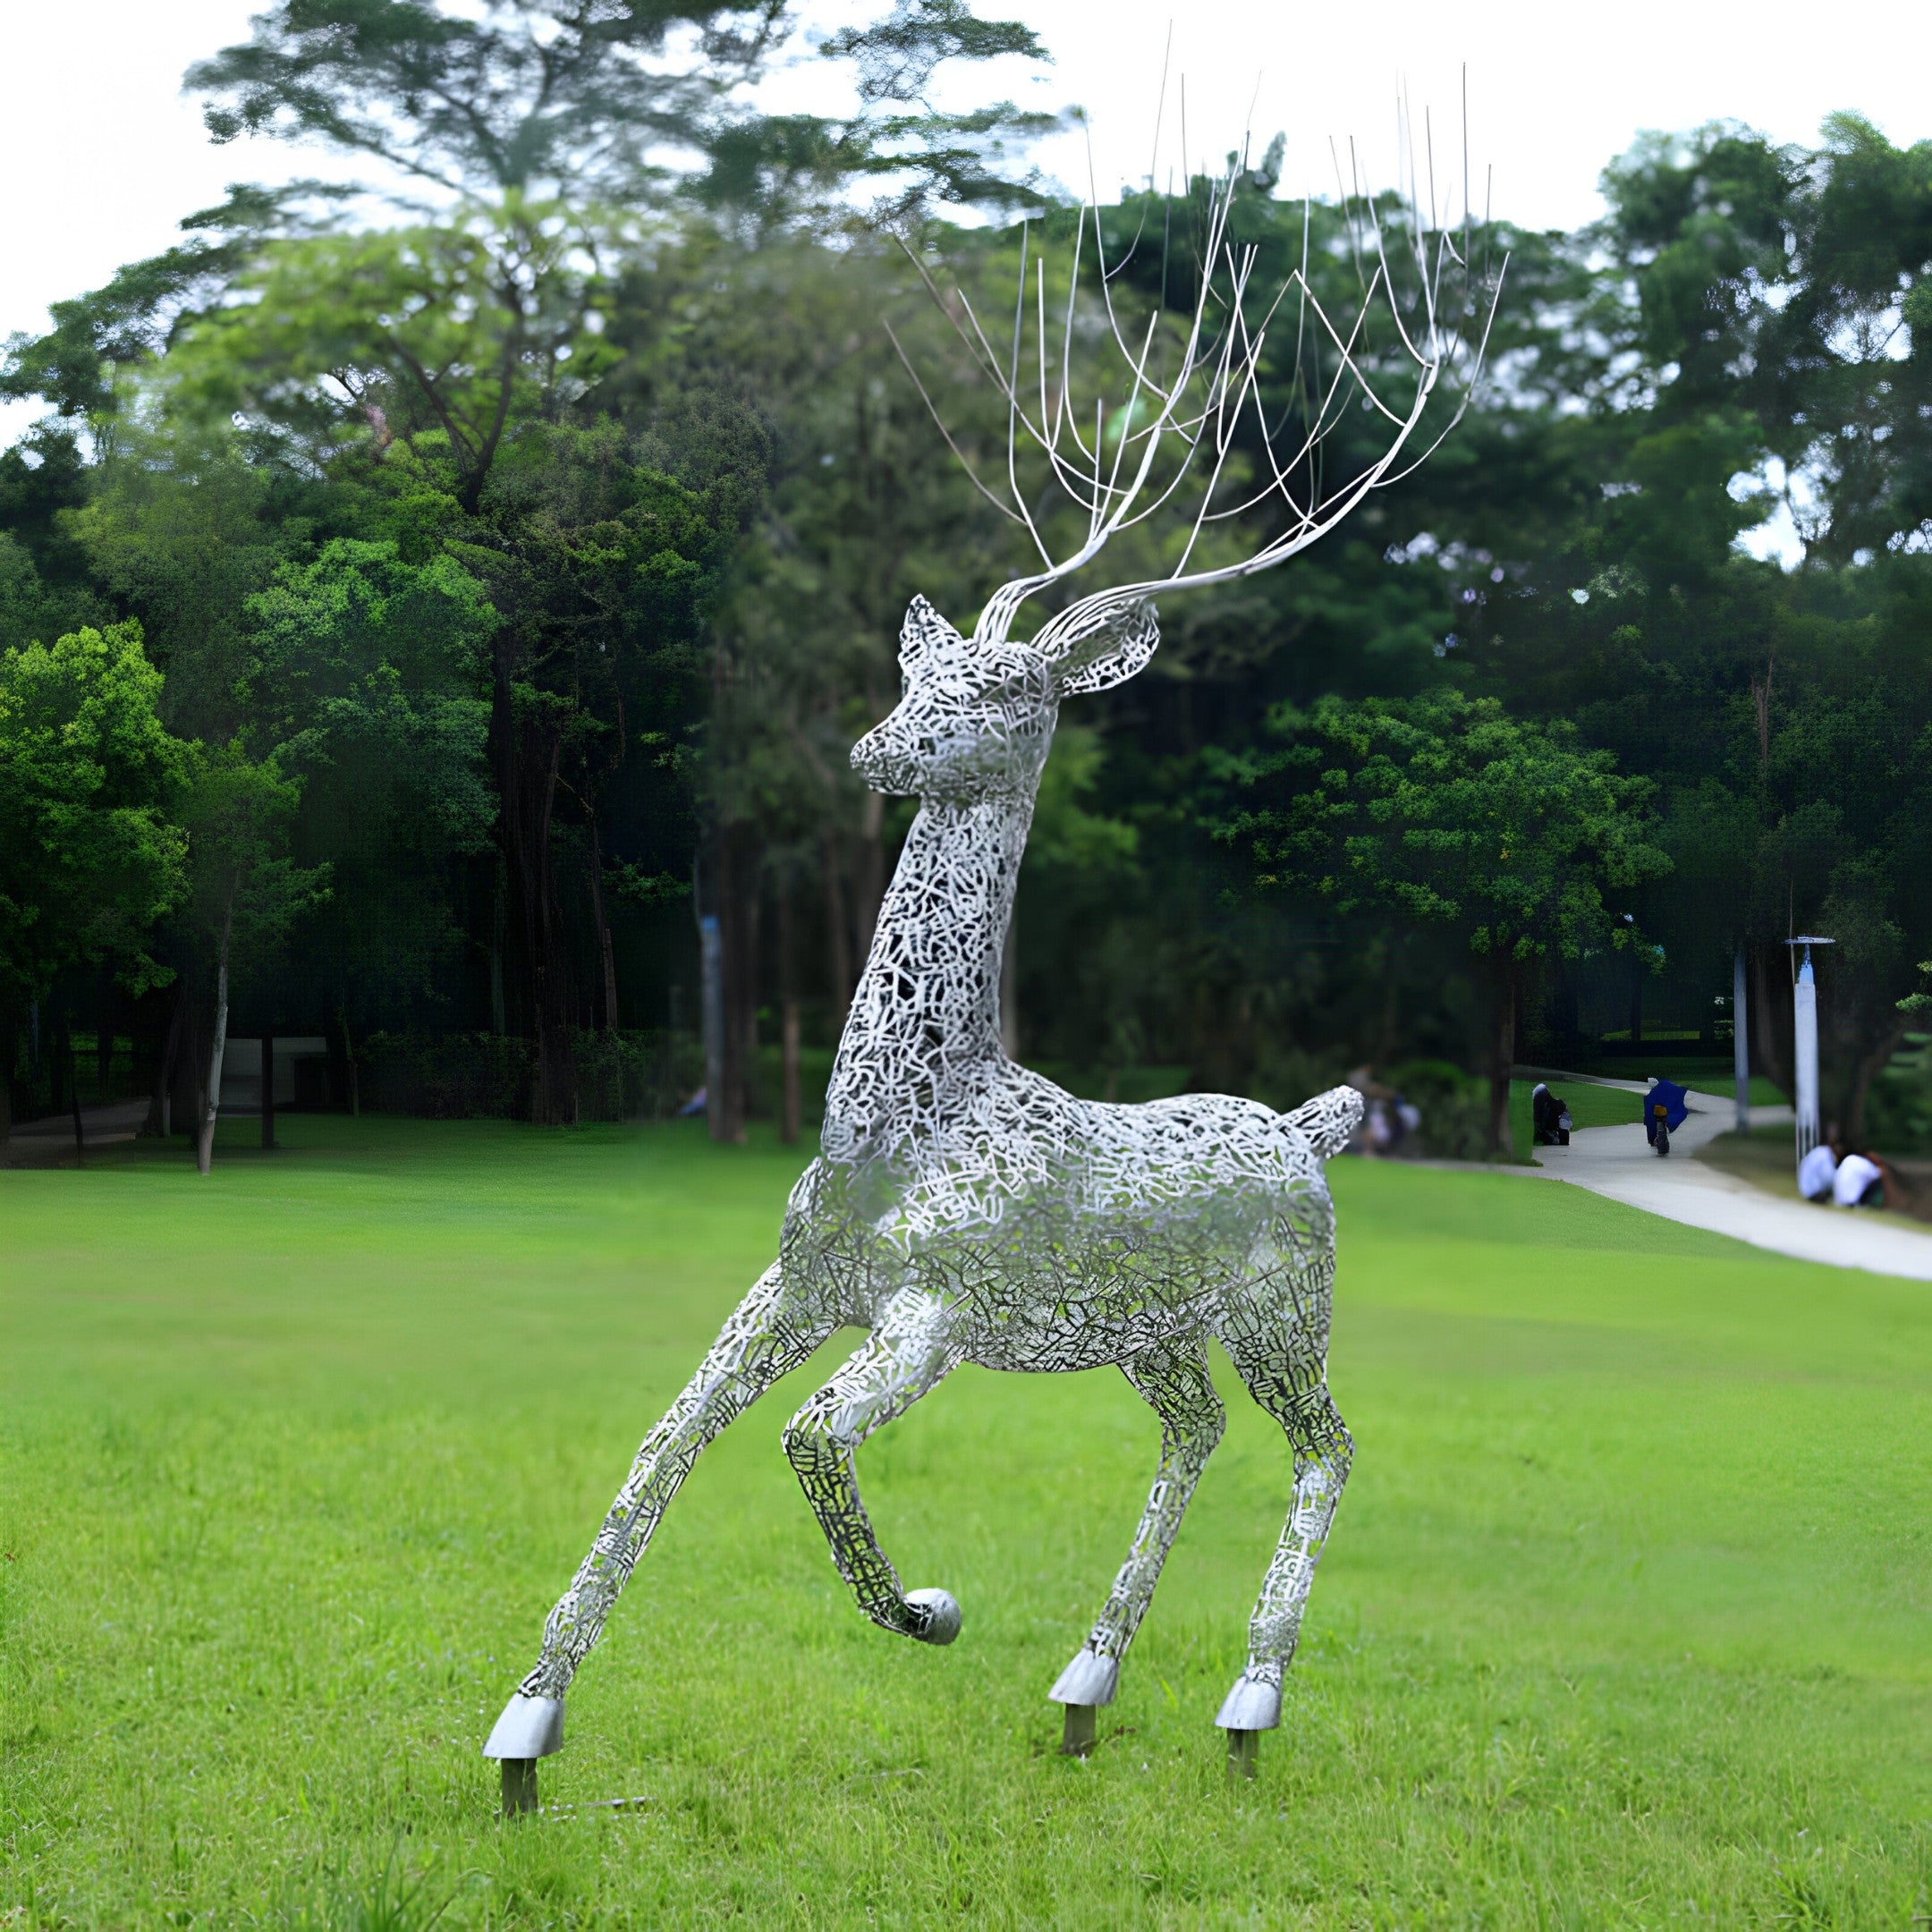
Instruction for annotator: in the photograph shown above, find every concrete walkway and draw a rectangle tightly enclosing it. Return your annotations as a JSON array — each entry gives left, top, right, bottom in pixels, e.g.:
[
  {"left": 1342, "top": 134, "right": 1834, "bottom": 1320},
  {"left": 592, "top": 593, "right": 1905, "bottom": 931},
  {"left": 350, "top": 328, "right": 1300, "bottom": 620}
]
[
  {"left": 1534, "top": 1086, "right": 1932, "bottom": 1282},
  {"left": 3, "top": 1097, "right": 151, "bottom": 1165}
]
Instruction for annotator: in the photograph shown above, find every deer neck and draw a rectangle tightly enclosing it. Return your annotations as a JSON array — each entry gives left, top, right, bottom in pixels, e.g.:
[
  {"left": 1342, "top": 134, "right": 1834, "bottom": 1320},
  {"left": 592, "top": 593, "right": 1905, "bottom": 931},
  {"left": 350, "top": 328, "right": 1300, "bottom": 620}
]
[{"left": 824, "top": 792, "right": 1032, "bottom": 1148}]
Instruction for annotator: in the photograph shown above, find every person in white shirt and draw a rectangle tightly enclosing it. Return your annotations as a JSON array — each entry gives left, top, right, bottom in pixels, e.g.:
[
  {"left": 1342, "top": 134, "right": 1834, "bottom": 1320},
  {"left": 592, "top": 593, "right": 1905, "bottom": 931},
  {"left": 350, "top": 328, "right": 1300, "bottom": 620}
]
[
  {"left": 1834, "top": 1151, "right": 1885, "bottom": 1208},
  {"left": 1797, "top": 1140, "right": 1838, "bottom": 1201}
]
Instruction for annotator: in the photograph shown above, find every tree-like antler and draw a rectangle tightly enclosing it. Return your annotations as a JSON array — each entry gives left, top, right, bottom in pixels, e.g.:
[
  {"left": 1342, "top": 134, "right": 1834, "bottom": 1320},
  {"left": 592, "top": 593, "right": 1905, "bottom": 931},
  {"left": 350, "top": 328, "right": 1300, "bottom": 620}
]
[{"left": 886, "top": 97, "right": 1506, "bottom": 656}]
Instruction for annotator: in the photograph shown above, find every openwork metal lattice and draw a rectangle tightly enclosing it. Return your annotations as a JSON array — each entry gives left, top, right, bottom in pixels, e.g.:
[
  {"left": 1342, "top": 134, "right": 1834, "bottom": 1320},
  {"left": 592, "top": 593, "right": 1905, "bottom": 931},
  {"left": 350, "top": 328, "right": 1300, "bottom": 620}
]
[{"left": 486, "top": 141, "right": 1496, "bottom": 1785}]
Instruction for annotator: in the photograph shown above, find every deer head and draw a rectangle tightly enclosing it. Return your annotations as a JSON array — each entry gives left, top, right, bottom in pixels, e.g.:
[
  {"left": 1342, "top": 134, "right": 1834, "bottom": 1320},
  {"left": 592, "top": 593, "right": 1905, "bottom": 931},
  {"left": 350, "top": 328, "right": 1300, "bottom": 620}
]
[{"left": 851, "top": 595, "right": 1159, "bottom": 802}]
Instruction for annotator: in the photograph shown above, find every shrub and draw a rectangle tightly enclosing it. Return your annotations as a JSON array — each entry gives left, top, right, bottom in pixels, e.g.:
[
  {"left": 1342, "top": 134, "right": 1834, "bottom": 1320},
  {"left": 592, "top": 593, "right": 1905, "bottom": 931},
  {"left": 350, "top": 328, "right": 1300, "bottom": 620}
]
[
  {"left": 572, "top": 1028, "right": 705, "bottom": 1123},
  {"left": 1865, "top": 1033, "right": 1932, "bottom": 1157},
  {"left": 359, "top": 1031, "right": 534, "bottom": 1118},
  {"left": 1386, "top": 1058, "right": 1493, "bottom": 1161}
]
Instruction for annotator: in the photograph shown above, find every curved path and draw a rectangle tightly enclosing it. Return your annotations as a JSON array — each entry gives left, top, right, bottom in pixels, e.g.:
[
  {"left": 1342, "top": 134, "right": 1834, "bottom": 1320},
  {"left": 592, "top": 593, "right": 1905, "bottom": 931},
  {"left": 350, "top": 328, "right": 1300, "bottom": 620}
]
[{"left": 1533, "top": 1081, "right": 1932, "bottom": 1282}]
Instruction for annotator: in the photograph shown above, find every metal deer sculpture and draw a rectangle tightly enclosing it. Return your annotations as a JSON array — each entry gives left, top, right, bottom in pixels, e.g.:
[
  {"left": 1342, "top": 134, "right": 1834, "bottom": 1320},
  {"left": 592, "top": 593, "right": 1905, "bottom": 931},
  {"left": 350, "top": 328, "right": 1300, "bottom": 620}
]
[{"left": 486, "top": 147, "right": 1499, "bottom": 1805}]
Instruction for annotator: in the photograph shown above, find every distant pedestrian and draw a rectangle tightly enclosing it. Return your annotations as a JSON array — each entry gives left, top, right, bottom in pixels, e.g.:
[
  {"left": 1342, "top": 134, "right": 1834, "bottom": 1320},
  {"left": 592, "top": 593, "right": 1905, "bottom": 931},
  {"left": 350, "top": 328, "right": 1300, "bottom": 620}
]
[
  {"left": 1798, "top": 1139, "right": 1839, "bottom": 1202},
  {"left": 1643, "top": 1079, "right": 1689, "bottom": 1157},
  {"left": 1833, "top": 1149, "right": 1885, "bottom": 1208}
]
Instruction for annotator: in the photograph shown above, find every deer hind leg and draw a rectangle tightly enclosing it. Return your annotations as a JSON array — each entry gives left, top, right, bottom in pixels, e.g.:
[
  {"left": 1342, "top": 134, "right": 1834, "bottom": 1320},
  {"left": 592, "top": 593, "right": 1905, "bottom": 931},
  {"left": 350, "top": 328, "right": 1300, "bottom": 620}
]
[
  {"left": 1212, "top": 1254, "right": 1352, "bottom": 1740},
  {"left": 486, "top": 1263, "right": 835, "bottom": 1767},
  {"left": 783, "top": 1284, "right": 965, "bottom": 1642},
  {"left": 1049, "top": 1335, "right": 1224, "bottom": 1740}
]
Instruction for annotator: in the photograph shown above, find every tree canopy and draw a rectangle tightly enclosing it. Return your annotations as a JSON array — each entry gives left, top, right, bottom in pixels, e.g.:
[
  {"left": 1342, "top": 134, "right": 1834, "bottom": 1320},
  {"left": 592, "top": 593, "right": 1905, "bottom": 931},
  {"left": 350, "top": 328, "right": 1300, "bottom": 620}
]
[{"left": 3, "top": 7, "right": 1930, "bottom": 1158}]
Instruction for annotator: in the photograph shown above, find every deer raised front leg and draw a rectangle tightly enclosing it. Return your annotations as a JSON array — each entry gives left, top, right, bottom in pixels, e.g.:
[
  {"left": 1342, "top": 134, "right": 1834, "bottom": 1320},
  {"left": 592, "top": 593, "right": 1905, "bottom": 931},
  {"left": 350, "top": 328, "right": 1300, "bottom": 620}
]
[
  {"left": 485, "top": 1263, "right": 833, "bottom": 1809},
  {"left": 784, "top": 1285, "right": 965, "bottom": 1641},
  {"left": 1050, "top": 1335, "right": 1224, "bottom": 1750}
]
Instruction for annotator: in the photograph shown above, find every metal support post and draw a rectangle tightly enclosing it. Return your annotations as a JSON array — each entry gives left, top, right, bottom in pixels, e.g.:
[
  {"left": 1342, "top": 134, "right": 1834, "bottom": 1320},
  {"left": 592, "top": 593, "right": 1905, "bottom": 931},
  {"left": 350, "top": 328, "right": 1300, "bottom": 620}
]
[
  {"left": 1060, "top": 1704, "right": 1097, "bottom": 1757},
  {"left": 501, "top": 1758, "right": 538, "bottom": 1817}
]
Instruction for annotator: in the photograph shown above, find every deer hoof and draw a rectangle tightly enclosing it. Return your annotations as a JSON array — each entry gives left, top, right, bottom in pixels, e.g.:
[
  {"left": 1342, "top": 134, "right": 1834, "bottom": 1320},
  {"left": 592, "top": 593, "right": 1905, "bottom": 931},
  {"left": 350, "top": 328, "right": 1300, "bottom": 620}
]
[
  {"left": 483, "top": 1692, "right": 564, "bottom": 1760},
  {"left": 905, "top": 1588, "right": 962, "bottom": 1645},
  {"left": 1049, "top": 1648, "right": 1118, "bottom": 1707},
  {"left": 1215, "top": 1674, "right": 1281, "bottom": 1733}
]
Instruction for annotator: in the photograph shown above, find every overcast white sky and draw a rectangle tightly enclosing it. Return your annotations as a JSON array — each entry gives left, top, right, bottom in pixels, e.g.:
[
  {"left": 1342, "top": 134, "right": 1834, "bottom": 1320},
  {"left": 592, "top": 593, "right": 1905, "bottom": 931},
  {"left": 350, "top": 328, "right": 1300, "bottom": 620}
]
[{"left": 3, "top": 0, "right": 1928, "bottom": 451}]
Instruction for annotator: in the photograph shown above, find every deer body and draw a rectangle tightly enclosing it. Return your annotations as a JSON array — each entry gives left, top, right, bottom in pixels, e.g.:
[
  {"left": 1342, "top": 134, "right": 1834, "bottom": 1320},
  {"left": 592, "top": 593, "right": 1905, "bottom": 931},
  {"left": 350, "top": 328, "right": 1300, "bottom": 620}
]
[
  {"left": 794, "top": 782, "right": 1332, "bottom": 1371},
  {"left": 486, "top": 598, "right": 1360, "bottom": 1769}
]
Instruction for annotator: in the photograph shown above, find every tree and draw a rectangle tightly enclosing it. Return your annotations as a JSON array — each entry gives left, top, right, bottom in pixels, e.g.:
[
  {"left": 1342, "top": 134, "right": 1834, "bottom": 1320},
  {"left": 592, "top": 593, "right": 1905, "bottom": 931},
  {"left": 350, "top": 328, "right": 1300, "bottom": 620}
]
[
  {"left": 190, "top": 0, "right": 1054, "bottom": 224},
  {"left": 0, "top": 623, "right": 187, "bottom": 1142},
  {"left": 662, "top": 232, "right": 1014, "bottom": 1134},
  {"left": 61, "top": 418, "right": 318, "bottom": 741},
  {"left": 0, "top": 0, "right": 1056, "bottom": 1132},
  {"left": 1213, "top": 691, "right": 1671, "bottom": 1151},
  {"left": 464, "top": 416, "right": 741, "bottom": 1118},
  {"left": 177, "top": 742, "right": 328, "bottom": 1172},
  {"left": 242, "top": 536, "right": 498, "bottom": 1040}
]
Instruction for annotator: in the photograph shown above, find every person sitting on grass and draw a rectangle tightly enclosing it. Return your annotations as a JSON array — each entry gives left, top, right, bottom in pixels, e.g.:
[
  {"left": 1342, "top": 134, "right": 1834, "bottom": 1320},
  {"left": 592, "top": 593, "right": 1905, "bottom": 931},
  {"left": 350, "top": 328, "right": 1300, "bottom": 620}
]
[
  {"left": 1833, "top": 1147, "right": 1886, "bottom": 1209},
  {"left": 1798, "top": 1135, "right": 1840, "bottom": 1203}
]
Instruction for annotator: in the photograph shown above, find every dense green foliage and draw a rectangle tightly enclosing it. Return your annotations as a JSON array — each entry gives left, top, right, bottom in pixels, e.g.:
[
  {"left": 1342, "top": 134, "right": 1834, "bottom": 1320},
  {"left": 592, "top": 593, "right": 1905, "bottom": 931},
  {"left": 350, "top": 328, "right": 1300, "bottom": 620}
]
[
  {"left": 1213, "top": 692, "right": 1671, "bottom": 1144},
  {"left": 1, "top": 2, "right": 1929, "bottom": 1150},
  {"left": 1, "top": 1120, "right": 1926, "bottom": 1924},
  {"left": 0, "top": 623, "right": 186, "bottom": 1108}
]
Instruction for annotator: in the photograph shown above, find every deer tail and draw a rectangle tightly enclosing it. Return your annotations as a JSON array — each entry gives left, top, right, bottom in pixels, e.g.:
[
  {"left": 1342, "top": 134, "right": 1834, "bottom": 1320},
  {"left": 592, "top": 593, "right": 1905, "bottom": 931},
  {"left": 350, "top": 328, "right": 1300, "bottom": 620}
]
[{"left": 1277, "top": 1084, "right": 1364, "bottom": 1161}]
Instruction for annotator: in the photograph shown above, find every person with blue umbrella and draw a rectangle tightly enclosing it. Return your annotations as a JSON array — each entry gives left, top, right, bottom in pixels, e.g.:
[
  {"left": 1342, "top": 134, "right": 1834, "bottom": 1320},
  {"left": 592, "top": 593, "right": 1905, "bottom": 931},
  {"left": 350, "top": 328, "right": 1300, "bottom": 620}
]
[{"left": 1644, "top": 1078, "right": 1690, "bottom": 1156}]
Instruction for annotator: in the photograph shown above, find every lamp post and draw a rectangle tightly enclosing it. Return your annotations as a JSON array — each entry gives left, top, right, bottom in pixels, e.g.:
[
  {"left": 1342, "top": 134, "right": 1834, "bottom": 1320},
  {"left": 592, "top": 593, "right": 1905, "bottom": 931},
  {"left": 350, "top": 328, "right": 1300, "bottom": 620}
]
[{"left": 1784, "top": 936, "right": 1835, "bottom": 1174}]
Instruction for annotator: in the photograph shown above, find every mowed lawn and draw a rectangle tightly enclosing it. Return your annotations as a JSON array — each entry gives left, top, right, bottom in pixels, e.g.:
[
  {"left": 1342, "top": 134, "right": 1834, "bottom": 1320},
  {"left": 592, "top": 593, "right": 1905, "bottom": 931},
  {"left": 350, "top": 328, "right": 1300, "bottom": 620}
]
[{"left": 1, "top": 1120, "right": 1928, "bottom": 1928}]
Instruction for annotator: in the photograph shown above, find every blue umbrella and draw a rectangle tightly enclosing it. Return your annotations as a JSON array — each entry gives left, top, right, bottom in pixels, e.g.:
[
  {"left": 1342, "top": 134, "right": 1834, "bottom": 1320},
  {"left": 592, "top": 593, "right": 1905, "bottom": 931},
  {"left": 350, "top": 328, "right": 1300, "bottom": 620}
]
[{"left": 1645, "top": 1078, "right": 1689, "bottom": 1140}]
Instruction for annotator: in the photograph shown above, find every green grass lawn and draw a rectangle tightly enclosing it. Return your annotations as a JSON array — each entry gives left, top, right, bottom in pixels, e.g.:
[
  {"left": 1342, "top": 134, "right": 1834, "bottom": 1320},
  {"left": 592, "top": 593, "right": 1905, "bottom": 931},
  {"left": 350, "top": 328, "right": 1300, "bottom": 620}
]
[
  {"left": 1697, "top": 1123, "right": 1810, "bottom": 1203},
  {"left": 3, "top": 1117, "right": 1928, "bottom": 1928}
]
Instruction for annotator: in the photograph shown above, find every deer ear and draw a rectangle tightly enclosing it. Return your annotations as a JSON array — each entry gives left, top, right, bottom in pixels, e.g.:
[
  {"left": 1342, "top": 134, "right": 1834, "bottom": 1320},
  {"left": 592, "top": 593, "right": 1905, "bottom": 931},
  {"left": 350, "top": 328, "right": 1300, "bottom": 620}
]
[
  {"left": 900, "top": 595, "right": 962, "bottom": 670},
  {"left": 1045, "top": 598, "right": 1160, "bottom": 696}
]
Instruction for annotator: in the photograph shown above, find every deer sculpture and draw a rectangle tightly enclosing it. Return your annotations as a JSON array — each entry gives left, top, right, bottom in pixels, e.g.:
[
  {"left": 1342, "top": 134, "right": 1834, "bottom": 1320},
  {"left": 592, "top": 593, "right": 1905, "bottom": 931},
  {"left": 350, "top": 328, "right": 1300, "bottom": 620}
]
[{"left": 485, "top": 144, "right": 1499, "bottom": 1808}]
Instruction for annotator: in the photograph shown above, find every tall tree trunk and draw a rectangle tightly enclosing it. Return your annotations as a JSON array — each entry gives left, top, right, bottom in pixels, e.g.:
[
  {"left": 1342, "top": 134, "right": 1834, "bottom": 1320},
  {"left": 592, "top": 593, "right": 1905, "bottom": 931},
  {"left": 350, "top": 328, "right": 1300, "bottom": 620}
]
[
  {"left": 1547, "top": 958, "right": 1581, "bottom": 1057},
  {"left": 1374, "top": 932, "right": 1404, "bottom": 1067},
  {"left": 1844, "top": 1021, "right": 1904, "bottom": 1148},
  {"left": 711, "top": 823, "right": 757, "bottom": 1145},
  {"left": 172, "top": 976, "right": 204, "bottom": 1140},
  {"left": 340, "top": 1007, "right": 360, "bottom": 1117},
  {"left": 853, "top": 791, "right": 886, "bottom": 966},
  {"left": 1751, "top": 945, "right": 1789, "bottom": 1094},
  {"left": 777, "top": 877, "right": 801, "bottom": 1145},
  {"left": 197, "top": 897, "right": 234, "bottom": 1175},
  {"left": 489, "top": 860, "right": 507, "bottom": 1037},
  {"left": 822, "top": 834, "right": 852, "bottom": 1028},
  {"left": 68, "top": 1035, "right": 84, "bottom": 1163},
  {"left": 0, "top": 1012, "right": 13, "bottom": 1158},
  {"left": 588, "top": 818, "right": 620, "bottom": 1035},
  {"left": 146, "top": 981, "right": 185, "bottom": 1138},
  {"left": 1732, "top": 945, "right": 1751, "bottom": 1133},
  {"left": 96, "top": 970, "right": 114, "bottom": 1103},
  {"left": 734, "top": 844, "right": 762, "bottom": 1131},
  {"left": 1627, "top": 954, "right": 1643, "bottom": 1045},
  {"left": 261, "top": 1030, "right": 276, "bottom": 1150},
  {"left": 1487, "top": 959, "right": 1518, "bottom": 1157},
  {"left": 491, "top": 652, "right": 577, "bottom": 1124},
  {"left": 698, "top": 902, "right": 724, "bottom": 1129}
]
